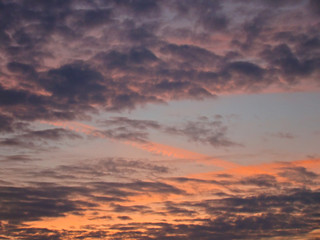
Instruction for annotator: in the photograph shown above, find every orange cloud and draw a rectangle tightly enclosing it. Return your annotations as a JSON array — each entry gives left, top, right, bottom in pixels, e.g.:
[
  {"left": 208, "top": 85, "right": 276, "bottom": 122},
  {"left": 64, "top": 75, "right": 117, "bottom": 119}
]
[{"left": 188, "top": 157, "right": 320, "bottom": 183}]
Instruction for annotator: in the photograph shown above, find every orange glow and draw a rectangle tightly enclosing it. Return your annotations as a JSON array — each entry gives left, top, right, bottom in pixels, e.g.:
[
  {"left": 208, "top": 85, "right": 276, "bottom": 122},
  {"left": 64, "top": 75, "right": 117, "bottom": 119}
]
[{"left": 188, "top": 158, "right": 320, "bottom": 183}]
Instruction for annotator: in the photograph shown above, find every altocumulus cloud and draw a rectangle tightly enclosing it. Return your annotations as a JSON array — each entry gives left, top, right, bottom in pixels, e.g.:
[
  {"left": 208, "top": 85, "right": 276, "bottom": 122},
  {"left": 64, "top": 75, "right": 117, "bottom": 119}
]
[{"left": 0, "top": 0, "right": 320, "bottom": 132}]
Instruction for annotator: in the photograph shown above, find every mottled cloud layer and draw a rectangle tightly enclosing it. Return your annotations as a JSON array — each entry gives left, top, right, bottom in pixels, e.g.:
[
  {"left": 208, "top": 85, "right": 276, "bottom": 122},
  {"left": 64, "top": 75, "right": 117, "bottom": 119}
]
[
  {"left": 0, "top": 157, "right": 319, "bottom": 239},
  {"left": 1, "top": 0, "right": 320, "bottom": 129},
  {"left": 100, "top": 115, "right": 240, "bottom": 147}
]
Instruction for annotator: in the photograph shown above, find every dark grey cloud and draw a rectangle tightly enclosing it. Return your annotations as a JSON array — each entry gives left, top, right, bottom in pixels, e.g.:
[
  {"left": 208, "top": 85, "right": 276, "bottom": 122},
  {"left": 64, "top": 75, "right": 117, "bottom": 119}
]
[
  {"left": 0, "top": 154, "right": 39, "bottom": 163},
  {"left": 0, "top": 114, "right": 15, "bottom": 132},
  {"left": 97, "top": 117, "right": 161, "bottom": 142},
  {"left": 169, "top": 177, "right": 222, "bottom": 185},
  {"left": 148, "top": 189, "right": 320, "bottom": 240},
  {"left": 261, "top": 44, "right": 319, "bottom": 83},
  {"left": 74, "top": 8, "right": 114, "bottom": 29},
  {"left": 98, "top": 116, "right": 239, "bottom": 147},
  {"left": 0, "top": 178, "right": 183, "bottom": 227},
  {"left": 117, "top": 215, "right": 132, "bottom": 220},
  {"left": 0, "top": 82, "right": 76, "bottom": 121},
  {"left": 0, "top": 227, "right": 64, "bottom": 240},
  {"left": 0, "top": 165, "right": 319, "bottom": 239},
  {"left": 99, "top": 126, "right": 150, "bottom": 143},
  {"left": 278, "top": 166, "right": 319, "bottom": 185},
  {"left": 309, "top": 0, "right": 320, "bottom": 15},
  {"left": 54, "top": 158, "right": 169, "bottom": 180},
  {"left": 0, "top": 0, "right": 318, "bottom": 130},
  {"left": 0, "top": 137, "right": 35, "bottom": 149},
  {"left": 0, "top": 128, "right": 81, "bottom": 150},
  {"left": 112, "top": 0, "right": 161, "bottom": 16},
  {"left": 172, "top": 0, "right": 228, "bottom": 32},
  {"left": 3, "top": 157, "right": 170, "bottom": 181},
  {"left": 237, "top": 11, "right": 271, "bottom": 50},
  {"left": 0, "top": 184, "right": 93, "bottom": 224},
  {"left": 239, "top": 174, "right": 278, "bottom": 188},
  {"left": 111, "top": 203, "right": 152, "bottom": 214},
  {"left": 159, "top": 43, "right": 221, "bottom": 68},
  {"left": 0, "top": 84, "right": 44, "bottom": 108},
  {"left": 101, "top": 117, "right": 161, "bottom": 130},
  {"left": 7, "top": 61, "right": 37, "bottom": 80},
  {"left": 21, "top": 128, "right": 81, "bottom": 141},
  {"left": 225, "top": 61, "right": 264, "bottom": 79},
  {"left": 43, "top": 63, "right": 107, "bottom": 101},
  {"left": 163, "top": 201, "right": 197, "bottom": 217},
  {"left": 164, "top": 117, "right": 241, "bottom": 147},
  {"left": 103, "top": 192, "right": 320, "bottom": 239}
]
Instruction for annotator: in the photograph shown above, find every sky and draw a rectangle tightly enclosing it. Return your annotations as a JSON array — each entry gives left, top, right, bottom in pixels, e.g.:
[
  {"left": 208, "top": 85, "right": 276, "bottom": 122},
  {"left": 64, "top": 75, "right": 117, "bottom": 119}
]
[{"left": 0, "top": 0, "right": 320, "bottom": 239}]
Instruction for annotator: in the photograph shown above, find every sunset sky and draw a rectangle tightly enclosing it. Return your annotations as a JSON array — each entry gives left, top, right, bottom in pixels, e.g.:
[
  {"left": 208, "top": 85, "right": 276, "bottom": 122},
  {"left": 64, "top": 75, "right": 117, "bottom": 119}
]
[{"left": 0, "top": 0, "right": 320, "bottom": 239}]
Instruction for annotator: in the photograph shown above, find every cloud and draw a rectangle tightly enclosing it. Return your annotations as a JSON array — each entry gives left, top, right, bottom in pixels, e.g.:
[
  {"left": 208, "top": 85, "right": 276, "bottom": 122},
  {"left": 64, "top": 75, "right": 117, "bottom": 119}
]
[
  {"left": 101, "top": 188, "right": 320, "bottom": 239},
  {"left": 0, "top": 0, "right": 319, "bottom": 131},
  {"left": 0, "top": 163, "right": 182, "bottom": 228},
  {"left": 101, "top": 117, "right": 161, "bottom": 130},
  {"left": 0, "top": 157, "right": 319, "bottom": 239},
  {"left": 0, "top": 227, "right": 64, "bottom": 240},
  {"left": 42, "top": 118, "right": 241, "bottom": 169},
  {"left": 0, "top": 128, "right": 81, "bottom": 150},
  {"left": 270, "top": 131, "right": 296, "bottom": 139},
  {"left": 260, "top": 44, "right": 320, "bottom": 83},
  {"left": 99, "top": 116, "right": 240, "bottom": 148},
  {"left": 0, "top": 157, "right": 170, "bottom": 183},
  {"left": 164, "top": 116, "right": 241, "bottom": 147},
  {"left": 239, "top": 174, "right": 278, "bottom": 187},
  {"left": 21, "top": 128, "right": 81, "bottom": 140},
  {"left": 309, "top": 0, "right": 320, "bottom": 15},
  {"left": 0, "top": 154, "right": 39, "bottom": 163},
  {"left": 171, "top": 0, "right": 229, "bottom": 32},
  {"left": 51, "top": 158, "right": 170, "bottom": 180},
  {"left": 0, "top": 184, "right": 92, "bottom": 224},
  {"left": 0, "top": 114, "right": 15, "bottom": 133},
  {"left": 278, "top": 166, "right": 319, "bottom": 185},
  {"left": 117, "top": 215, "right": 132, "bottom": 220},
  {"left": 0, "top": 137, "right": 35, "bottom": 149},
  {"left": 159, "top": 43, "right": 221, "bottom": 68}
]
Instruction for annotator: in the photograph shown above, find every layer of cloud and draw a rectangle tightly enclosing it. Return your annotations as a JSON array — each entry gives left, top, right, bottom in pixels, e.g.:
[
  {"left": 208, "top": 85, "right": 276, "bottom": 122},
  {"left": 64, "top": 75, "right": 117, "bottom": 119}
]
[
  {"left": 0, "top": 157, "right": 319, "bottom": 239},
  {"left": 99, "top": 116, "right": 240, "bottom": 147},
  {"left": 1, "top": 0, "right": 319, "bottom": 130},
  {"left": 0, "top": 128, "right": 81, "bottom": 151}
]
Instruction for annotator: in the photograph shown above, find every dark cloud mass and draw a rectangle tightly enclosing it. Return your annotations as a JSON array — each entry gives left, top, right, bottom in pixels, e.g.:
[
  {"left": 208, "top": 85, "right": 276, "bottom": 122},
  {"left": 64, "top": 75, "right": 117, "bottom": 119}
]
[{"left": 0, "top": 0, "right": 319, "bottom": 125}]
